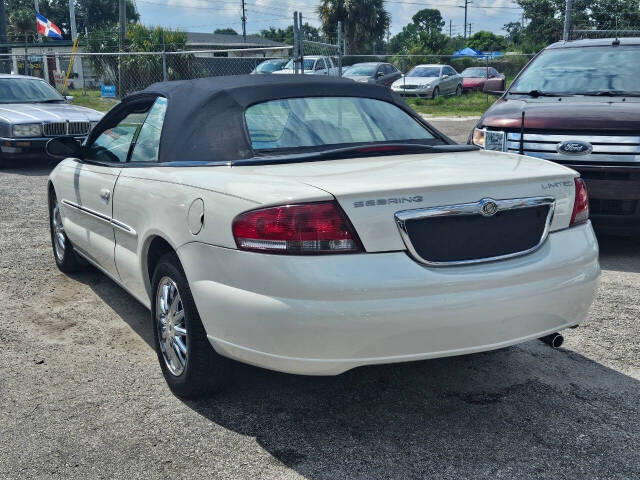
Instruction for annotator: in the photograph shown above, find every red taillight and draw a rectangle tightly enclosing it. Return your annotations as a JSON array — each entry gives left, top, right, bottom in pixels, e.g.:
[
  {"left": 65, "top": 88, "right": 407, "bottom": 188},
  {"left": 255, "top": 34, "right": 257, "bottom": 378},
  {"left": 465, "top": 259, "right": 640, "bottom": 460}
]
[
  {"left": 570, "top": 178, "right": 590, "bottom": 226},
  {"left": 232, "top": 201, "right": 363, "bottom": 254}
]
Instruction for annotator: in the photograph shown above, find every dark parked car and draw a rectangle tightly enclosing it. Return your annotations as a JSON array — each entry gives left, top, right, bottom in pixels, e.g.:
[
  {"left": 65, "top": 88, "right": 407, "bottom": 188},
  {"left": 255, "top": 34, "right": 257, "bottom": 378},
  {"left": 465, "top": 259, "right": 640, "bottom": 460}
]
[
  {"left": 251, "top": 58, "right": 288, "bottom": 74},
  {"left": 471, "top": 37, "right": 640, "bottom": 236},
  {"left": 460, "top": 67, "right": 505, "bottom": 92},
  {"left": 0, "top": 74, "right": 103, "bottom": 167},
  {"left": 343, "top": 62, "right": 402, "bottom": 87}
]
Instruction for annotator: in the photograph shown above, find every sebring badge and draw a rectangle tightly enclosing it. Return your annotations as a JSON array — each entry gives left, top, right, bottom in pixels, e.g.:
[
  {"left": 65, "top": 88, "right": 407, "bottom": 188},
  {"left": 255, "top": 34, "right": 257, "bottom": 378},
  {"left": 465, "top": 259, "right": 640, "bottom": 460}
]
[
  {"left": 480, "top": 199, "right": 499, "bottom": 217},
  {"left": 557, "top": 140, "right": 593, "bottom": 155}
]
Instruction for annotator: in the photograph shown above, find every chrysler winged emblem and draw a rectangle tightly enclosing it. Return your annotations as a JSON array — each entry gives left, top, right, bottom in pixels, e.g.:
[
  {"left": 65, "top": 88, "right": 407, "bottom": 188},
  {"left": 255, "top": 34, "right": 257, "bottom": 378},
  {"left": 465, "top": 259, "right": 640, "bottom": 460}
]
[{"left": 480, "top": 199, "right": 499, "bottom": 217}]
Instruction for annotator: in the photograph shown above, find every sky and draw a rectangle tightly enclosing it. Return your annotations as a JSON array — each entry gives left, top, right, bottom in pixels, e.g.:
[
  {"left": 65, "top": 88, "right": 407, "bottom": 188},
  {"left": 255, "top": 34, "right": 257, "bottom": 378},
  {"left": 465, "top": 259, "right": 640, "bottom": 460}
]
[{"left": 135, "top": 0, "right": 523, "bottom": 38}]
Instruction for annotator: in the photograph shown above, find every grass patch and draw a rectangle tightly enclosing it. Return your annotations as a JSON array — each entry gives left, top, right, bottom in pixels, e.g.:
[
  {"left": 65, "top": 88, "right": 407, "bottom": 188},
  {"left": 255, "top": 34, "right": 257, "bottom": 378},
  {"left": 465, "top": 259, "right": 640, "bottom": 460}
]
[
  {"left": 68, "top": 89, "right": 119, "bottom": 112},
  {"left": 406, "top": 92, "right": 497, "bottom": 117}
]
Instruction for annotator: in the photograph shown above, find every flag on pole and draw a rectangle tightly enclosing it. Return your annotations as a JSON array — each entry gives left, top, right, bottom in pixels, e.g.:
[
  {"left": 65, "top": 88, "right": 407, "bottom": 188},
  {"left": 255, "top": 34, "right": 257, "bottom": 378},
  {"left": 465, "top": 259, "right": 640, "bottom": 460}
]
[{"left": 36, "top": 12, "right": 63, "bottom": 39}]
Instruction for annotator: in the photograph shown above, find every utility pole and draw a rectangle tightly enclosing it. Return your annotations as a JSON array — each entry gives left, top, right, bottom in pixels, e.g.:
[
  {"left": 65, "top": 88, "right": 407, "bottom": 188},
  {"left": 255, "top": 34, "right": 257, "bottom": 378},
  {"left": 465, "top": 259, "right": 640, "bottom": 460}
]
[
  {"left": 449, "top": 19, "right": 452, "bottom": 37},
  {"left": 464, "top": 0, "right": 470, "bottom": 41},
  {"left": 69, "top": 0, "right": 77, "bottom": 41},
  {"left": 563, "top": 0, "right": 573, "bottom": 41},
  {"left": 241, "top": 0, "right": 247, "bottom": 43},
  {"left": 293, "top": 12, "right": 299, "bottom": 74}
]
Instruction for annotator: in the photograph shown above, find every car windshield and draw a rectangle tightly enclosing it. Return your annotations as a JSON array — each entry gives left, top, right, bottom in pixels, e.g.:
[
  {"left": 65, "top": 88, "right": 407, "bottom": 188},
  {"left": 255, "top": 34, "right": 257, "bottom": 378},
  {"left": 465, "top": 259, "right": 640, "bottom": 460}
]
[
  {"left": 510, "top": 45, "right": 640, "bottom": 95},
  {"left": 283, "top": 58, "right": 316, "bottom": 70},
  {"left": 344, "top": 65, "right": 377, "bottom": 76},
  {"left": 461, "top": 68, "right": 488, "bottom": 78},
  {"left": 0, "top": 78, "right": 65, "bottom": 103},
  {"left": 245, "top": 96, "right": 435, "bottom": 151},
  {"left": 406, "top": 67, "right": 441, "bottom": 78},
  {"left": 255, "top": 60, "right": 286, "bottom": 73}
]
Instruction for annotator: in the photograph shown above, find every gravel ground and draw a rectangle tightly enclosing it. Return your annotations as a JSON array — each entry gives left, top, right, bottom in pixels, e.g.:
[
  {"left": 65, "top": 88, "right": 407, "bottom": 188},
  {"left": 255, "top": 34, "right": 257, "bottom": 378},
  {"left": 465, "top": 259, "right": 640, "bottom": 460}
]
[{"left": 1, "top": 119, "right": 639, "bottom": 480}]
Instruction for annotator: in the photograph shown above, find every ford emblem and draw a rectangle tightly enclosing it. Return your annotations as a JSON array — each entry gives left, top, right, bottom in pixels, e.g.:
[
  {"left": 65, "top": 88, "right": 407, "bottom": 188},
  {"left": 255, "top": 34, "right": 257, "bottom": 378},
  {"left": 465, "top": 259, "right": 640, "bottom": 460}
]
[
  {"left": 480, "top": 199, "right": 499, "bottom": 217},
  {"left": 557, "top": 140, "right": 593, "bottom": 155}
]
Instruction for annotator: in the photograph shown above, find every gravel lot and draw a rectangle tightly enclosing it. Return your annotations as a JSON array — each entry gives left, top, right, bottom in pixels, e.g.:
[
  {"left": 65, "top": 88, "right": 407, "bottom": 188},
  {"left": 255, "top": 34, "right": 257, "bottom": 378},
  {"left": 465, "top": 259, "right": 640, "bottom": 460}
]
[{"left": 1, "top": 119, "right": 639, "bottom": 480}]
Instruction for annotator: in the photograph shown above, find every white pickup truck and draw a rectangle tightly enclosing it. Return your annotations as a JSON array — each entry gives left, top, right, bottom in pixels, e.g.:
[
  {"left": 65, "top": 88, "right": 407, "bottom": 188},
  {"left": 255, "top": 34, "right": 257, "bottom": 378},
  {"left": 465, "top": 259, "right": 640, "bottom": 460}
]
[{"left": 273, "top": 55, "right": 339, "bottom": 76}]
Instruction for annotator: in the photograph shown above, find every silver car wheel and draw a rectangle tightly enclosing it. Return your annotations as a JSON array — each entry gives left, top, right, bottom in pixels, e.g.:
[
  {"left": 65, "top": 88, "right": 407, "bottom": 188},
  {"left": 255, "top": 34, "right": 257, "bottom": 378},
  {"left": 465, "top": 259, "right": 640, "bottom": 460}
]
[
  {"left": 156, "top": 276, "right": 188, "bottom": 377},
  {"left": 52, "top": 202, "right": 66, "bottom": 262}
]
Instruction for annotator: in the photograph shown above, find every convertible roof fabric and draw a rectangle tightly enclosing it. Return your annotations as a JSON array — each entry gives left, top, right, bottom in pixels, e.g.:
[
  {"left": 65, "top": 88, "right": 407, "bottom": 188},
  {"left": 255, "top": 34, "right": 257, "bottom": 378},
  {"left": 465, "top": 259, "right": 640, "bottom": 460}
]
[{"left": 122, "top": 75, "right": 448, "bottom": 163}]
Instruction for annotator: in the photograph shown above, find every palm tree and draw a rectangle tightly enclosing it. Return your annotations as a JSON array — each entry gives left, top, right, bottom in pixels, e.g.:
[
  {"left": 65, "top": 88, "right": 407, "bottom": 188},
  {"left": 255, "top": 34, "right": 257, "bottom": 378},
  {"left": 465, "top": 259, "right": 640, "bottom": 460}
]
[{"left": 317, "top": 0, "right": 390, "bottom": 53}]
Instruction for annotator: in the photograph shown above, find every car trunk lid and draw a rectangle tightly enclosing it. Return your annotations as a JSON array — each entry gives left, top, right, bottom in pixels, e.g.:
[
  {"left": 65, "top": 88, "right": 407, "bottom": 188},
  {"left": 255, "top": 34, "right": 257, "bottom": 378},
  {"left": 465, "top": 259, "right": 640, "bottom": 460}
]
[{"left": 238, "top": 150, "right": 578, "bottom": 254}]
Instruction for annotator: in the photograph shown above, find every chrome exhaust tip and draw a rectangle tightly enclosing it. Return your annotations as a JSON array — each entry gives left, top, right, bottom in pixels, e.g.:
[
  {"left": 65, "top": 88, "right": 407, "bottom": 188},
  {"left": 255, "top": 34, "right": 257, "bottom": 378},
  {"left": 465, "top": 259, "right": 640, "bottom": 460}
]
[{"left": 539, "top": 332, "right": 564, "bottom": 348}]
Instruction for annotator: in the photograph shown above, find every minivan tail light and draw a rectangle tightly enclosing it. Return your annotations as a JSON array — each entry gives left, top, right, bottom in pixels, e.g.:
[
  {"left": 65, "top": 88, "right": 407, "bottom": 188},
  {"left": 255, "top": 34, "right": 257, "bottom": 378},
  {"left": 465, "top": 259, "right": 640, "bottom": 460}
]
[
  {"left": 232, "top": 201, "right": 363, "bottom": 254},
  {"left": 570, "top": 178, "right": 589, "bottom": 226}
]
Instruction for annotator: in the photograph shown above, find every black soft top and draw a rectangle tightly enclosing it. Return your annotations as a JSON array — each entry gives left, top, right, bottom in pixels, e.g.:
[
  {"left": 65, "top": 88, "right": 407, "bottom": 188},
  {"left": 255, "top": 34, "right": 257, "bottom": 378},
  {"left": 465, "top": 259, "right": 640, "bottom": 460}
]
[{"left": 111, "top": 75, "right": 452, "bottom": 164}]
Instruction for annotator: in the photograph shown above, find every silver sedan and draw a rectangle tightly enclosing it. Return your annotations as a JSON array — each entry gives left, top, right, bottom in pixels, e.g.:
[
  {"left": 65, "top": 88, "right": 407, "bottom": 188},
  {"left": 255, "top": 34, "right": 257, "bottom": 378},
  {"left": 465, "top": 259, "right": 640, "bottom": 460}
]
[
  {"left": 391, "top": 64, "right": 463, "bottom": 99},
  {"left": 0, "top": 74, "right": 103, "bottom": 167}
]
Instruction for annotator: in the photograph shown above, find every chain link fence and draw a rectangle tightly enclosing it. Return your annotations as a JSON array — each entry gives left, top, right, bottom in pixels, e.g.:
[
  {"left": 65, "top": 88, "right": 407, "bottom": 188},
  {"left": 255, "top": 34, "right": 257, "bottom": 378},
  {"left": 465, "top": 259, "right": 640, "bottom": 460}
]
[{"left": 0, "top": 40, "right": 535, "bottom": 116}]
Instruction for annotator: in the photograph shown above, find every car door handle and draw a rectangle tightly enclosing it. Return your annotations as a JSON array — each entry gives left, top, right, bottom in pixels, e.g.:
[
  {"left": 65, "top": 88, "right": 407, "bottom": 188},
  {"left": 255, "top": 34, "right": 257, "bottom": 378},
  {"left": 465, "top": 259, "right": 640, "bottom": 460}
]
[{"left": 100, "top": 189, "right": 111, "bottom": 202}]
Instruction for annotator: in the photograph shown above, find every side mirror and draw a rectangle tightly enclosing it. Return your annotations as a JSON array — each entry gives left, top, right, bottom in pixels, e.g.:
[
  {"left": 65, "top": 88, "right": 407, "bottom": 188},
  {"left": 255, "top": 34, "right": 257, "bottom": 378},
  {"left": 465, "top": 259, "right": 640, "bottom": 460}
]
[
  {"left": 376, "top": 71, "right": 385, "bottom": 78},
  {"left": 65, "top": 95, "right": 74, "bottom": 102},
  {"left": 483, "top": 79, "right": 505, "bottom": 96},
  {"left": 441, "top": 74, "right": 449, "bottom": 79},
  {"left": 46, "top": 136, "right": 83, "bottom": 159}
]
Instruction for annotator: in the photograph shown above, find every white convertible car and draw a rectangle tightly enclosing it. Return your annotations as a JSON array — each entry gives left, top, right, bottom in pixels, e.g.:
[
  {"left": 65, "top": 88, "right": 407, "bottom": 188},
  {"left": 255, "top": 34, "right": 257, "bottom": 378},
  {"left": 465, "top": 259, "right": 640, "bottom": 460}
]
[{"left": 46, "top": 76, "right": 600, "bottom": 398}]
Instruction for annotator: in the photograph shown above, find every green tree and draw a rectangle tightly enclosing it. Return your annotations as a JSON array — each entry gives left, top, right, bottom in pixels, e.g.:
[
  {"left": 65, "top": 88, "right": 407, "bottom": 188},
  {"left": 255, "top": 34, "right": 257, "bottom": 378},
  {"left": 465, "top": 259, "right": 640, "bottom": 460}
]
[
  {"left": 467, "top": 31, "right": 506, "bottom": 51},
  {"left": 388, "top": 8, "right": 448, "bottom": 55},
  {"left": 87, "top": 24, "right": 194, "bottom": 95},
  {"left": 6, "top": 0, "right": 138, "bottom": 41},
  {"left": 317, "top": 0, "right": 390, "bottom": 53},
  {"left": 503, "top": 21, "right": 524, "bottom": 47},
  {"left": 260, "top": 23, "right": 320, "bottom": 45},
  {"left": 214, "top": 28, "right": 239, "bottom": 35}
]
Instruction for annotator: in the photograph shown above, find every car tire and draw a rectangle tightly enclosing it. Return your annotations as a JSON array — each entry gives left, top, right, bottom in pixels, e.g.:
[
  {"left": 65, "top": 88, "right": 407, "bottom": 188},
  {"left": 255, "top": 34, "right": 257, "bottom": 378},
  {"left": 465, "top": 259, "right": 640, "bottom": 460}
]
[
  {"left": 432, "top": 87, "right": 440, "bottom": 99},
  {"left": 151, "top": 253, "right": 231, "bottom": 398},
  {"left": 49, "top": 190, "right": 88, "bottom": 273},
  {"left": 456, "top": 84, "right": 462, "bottom": 96}
]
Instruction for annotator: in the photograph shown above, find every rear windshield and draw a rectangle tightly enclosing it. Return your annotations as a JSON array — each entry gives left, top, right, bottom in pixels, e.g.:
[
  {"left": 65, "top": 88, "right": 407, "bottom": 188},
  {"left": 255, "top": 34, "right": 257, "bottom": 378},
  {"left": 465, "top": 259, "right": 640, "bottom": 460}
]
[
  {"left": 344, "top": 65, "right": 377, "bottom": 76},
  {"left": 245, "top": 97, "right": 435, "bottom": 151},
  {"left": 461, "top": 68, "right": 488, "bottom": 78},
  {"left": 255, "top": 60, "right": 286, "bottom": 73},
  {"left": 510, "top": 45, "right": 640, "bottom": 95}
]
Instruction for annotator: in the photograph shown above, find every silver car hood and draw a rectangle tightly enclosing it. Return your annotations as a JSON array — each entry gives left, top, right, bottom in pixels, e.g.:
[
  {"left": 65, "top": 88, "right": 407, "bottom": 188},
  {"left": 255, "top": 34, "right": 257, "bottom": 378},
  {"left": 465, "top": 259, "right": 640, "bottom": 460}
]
[{"left": 0, "top": 102, "right": 104, "bottom": 124}]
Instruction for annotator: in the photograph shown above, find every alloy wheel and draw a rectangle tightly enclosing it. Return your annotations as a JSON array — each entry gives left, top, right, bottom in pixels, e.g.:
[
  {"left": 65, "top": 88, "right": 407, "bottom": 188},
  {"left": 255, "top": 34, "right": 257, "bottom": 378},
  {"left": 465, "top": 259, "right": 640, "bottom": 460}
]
[
  {"left": 156, "top": 277, "right": 188, "bottom": 376},
  {"left": 52, "top": 201, "right": 66, "bottom": 262}
]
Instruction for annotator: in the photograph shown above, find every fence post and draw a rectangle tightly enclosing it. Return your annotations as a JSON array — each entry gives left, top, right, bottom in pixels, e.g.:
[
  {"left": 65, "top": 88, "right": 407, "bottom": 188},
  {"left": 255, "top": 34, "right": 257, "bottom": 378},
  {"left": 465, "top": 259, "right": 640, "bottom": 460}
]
[
  {"left": 563, "top": 0, "right": 573, "bottom": 41},
  {"left": 24, "top": 34, "right": 29, "bottom": 76},
  {"left": 293, "top": 12, "right": 299, "bottom": 74},
  {"left": 337, "top": 21, "right": 342, "bottom": 77},
  {"left": 298, "top": 12, "right": 305, "bottom": 74},
  {"left": 485, "top": 55, "right": 489, "bottom": 103},
  {"left": 161, "top": 30, "right": 167, "bottom": 82}
]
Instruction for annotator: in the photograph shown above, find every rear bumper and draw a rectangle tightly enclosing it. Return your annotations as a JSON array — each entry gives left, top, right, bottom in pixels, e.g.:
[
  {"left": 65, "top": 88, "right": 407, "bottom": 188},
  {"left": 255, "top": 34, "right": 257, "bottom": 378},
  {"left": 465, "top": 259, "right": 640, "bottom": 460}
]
[{"left": 178, "top": 222, "right": 599, "bottom": 375}]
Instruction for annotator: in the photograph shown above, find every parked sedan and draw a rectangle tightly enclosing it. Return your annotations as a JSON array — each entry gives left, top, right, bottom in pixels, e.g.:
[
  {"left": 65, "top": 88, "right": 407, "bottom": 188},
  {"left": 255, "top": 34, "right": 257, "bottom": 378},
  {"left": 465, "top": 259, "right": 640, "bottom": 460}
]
[
  {"left": 46, "top": 75, "right": 599, "bottom": 398},
  {"left": 0, "top": 74, "right": 103, "bottom": 167},
  {"left": 461, "top": 67, "right": 505, "bottom": 92},
  {"left": 391, "top": 64, "right": 463, "bottom": 98},
  {"left": 251, "top": 58, "right": 288, "bottom": 74},
  {"left": 343, "top": 62, "right": 402, "bottom": 86}
]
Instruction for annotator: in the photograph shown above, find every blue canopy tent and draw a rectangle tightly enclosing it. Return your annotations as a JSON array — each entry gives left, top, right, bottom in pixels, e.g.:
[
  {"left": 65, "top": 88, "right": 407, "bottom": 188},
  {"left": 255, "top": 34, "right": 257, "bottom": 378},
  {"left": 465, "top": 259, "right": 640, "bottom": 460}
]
[{"left": 453, "top": 47, "right": 504, "bottom": 59}]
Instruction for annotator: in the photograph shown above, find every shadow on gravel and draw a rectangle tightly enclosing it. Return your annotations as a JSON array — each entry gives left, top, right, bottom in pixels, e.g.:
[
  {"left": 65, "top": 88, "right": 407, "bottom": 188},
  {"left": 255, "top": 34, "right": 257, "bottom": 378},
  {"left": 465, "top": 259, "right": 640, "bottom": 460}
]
[
  {"left": 597, "top": 235, "right": 640, "bottom": 274},
  {"left": 183, "top": 345, "right": 640, "bottom": 479},
  {"left": 70, "top": 269, "right": 154, "bottom": 347},
  {"left": 0, "top": 159, "right": 56, "bottom": 176}
]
